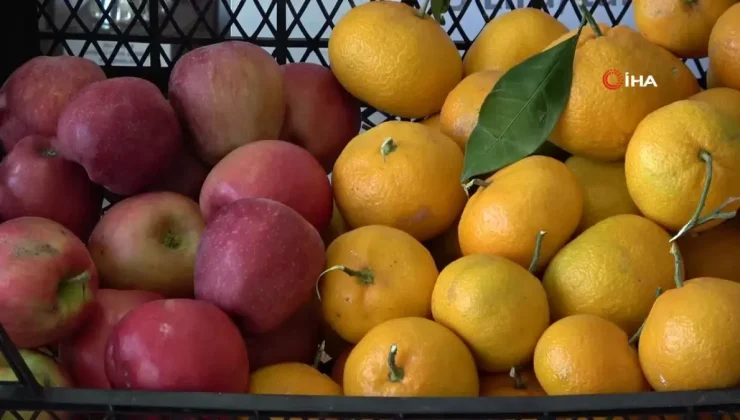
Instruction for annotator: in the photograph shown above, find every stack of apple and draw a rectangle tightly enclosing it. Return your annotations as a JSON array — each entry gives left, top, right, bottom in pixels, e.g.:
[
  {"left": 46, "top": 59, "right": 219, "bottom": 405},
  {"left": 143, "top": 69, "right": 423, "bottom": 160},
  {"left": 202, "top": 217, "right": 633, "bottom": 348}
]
[{"left": 0, "top": 40, "right": 361, "bottom": 392}]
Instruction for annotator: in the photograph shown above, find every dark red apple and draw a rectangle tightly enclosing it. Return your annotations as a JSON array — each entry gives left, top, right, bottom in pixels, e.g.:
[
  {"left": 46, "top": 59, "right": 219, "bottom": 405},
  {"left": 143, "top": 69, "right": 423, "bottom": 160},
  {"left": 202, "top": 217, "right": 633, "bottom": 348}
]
[
  {"left": 0, "top": 134, "right": 103, "bottom": 240},
  {"left": 241, "top": 296, "right": 322, "bottom": 371},
  {"left": 88, "top": 192, "right": 205, "bottom": 298},
  {"left": 279, "top": 62, "right": 361, "bottom": 173},
  {"left": 194, "top": 198, "right": 326, "bottom": 333},
  {"left": 105, "top": 299, "right": 250, "bottom": 392},
  {"left": 199, "top": 140, "right": 333, "bottom": 231},
  {"left": 144, "top": 142, "right": 208, "bottom": 200},
  {"left": 58, "top": 289, "right": 162, "bottom": 389},
  {"left": 0, "top": 56, "right": 106, "bottom": 151},
  {"left": 0, "top": 217, "right": 98, "bottom": 348},
  {"left": 54, "top": 77, "right": 182, "bottom": 195},
  {"left": 168, "top": 41, "right": 285, "bottom": 166}
]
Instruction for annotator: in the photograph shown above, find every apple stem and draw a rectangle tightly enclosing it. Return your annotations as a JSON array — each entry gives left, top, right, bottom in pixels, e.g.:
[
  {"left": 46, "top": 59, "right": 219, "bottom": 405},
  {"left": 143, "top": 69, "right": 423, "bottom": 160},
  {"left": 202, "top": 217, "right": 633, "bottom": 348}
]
[
  {"left": 528, "top": 230, "right": 547, "bottom": 273},
  {"left": 380, "top": 137, "right": 398, "bottom": 162},
  {"left": 162, "top": 231, "right": 182, "bottom": 250},
  {"left": 463, "top": 179, "right": 491, "bottom": 198},
  {"left": 387, "top": 344, "right": 405, "bottom": 382},
  {"left": 510, "top": 366, "right": 527, "bottom": 390},
  {"left": 40, "top": 148, "right": 58, "bottom": 157},
  {"left": 682, "top": 0, "right": 696, "bottom": 5},
  {"left": 315, "top": 265, "right": 375, "bottom": 301},
  {"left": 628, "top": 287, "right": 661, "bottom": 346},
  {"left": 670, "top": 243, "right": 685, "bottom": 289},
  {"left": 576, "top": 0, "right": 602, "bottom": 36}
]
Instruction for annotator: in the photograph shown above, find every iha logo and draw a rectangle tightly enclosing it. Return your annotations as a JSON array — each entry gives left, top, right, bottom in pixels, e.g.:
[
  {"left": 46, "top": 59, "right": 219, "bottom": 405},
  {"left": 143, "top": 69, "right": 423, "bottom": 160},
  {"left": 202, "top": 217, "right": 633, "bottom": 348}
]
[{"left": 602, "top": 69, "right": 658, "bottom": 89}]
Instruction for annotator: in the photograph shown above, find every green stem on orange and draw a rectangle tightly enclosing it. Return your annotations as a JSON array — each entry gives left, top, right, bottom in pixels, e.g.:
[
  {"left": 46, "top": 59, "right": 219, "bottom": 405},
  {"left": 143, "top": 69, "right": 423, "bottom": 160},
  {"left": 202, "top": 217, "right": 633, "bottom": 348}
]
[
  {"left": 315, "top": 265, "right": 375, "bottom": 301},
  {"left": 671, "top": 150, "right": 714, "bottom": 242},
  {"left": 576, "top": 0, "right": 602, "bottom": 36},
  {"left": 528, "top": 230, "right": 547, "bottom": 273},
  {"left": 417, "top": 0, "right": 431, "bottom": 17},
  {"left": 387, "top": 344, "right": 405, "bottom": 383},
  {"left": 671, "top": 243, "right": 685, "bottom": 289},
  {"left": 510, "top": 366, "right": 526, "bottom": 390},
  {"left": 628, "top": 287, "right": 662, "bottom": 346},
  {"left": 463, "top": 179, "right": 490, "bottom": 198},
  {"left": 380, "top": 137, "right": 398, "bottom": 162}
]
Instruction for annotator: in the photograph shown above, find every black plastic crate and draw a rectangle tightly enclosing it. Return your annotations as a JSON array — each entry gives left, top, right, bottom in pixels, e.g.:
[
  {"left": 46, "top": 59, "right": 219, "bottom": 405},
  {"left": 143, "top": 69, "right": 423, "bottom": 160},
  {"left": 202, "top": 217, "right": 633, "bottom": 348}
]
[{"left": 0, "top": 1, "right": 735, "bottom": 419}]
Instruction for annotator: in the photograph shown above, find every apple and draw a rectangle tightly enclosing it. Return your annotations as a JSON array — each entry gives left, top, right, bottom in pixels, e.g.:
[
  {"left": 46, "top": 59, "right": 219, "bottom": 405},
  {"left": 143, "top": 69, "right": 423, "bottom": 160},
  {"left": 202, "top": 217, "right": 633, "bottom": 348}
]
[
  {"left": 169, "top": 41, "right": 285, "bottom": 166},
  {"left": 54, "top": 77, "right": 182, "bottom": 196},
  {"left": 279, "top": 62, "right": 361, "bottom": 173},
  {"left": 105, "top": 299, "right": 250, "bottom": 392},
  {"left": 0, "top": 217, "right": 98, "bottom": 348},
  {"left": 88, "top": 192, "right": 205, "bottom": 298},
  {"left": 58, "top": 289, "right": 162, "bottom": 389},
  {"left": 144, "top": 143, "right": 209, "bottom": 201},
  {"left": 199, "top": 140, "right": 333, "bottom": 231},
  {"left": 0, "top": 56, "right": 106, "bottom": 151},
  {"left": 194, "top": 198, "right": 326, "bottom": 333},
  {"left": 0, "top": 134, "right": 103, "bottom": 240},
  {"left": 241, "top": 296, "right": 322, "bottom": 371}
]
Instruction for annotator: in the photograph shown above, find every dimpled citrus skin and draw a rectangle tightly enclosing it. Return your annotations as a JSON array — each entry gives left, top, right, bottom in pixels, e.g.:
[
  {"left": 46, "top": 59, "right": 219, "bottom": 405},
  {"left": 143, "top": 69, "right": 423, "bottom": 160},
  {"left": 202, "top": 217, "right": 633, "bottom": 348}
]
[
  {"left": 420, "top": 114, "right": 442, "bottom": 131},
  {"left": 638, "top": 277, "right": 740, "bottom": 391},
  {"left": 542, "top": 214, "right": 675, "bottom": 335},
  {"left": 440, "top": 70, "right": 504, "bottom": 150},
  {"left": 709, "top": 3, "right": 740, "bottom": 90},
  {"left": 565, "top": 156, "right": 641, "bottom": 233},
  {"left": 479, "top": 369, "right": 546, "bottom": 397},
  {"left": 463, "top": 8, "right": 568, "bottom": 76},
  {"left": 676, "top": 217, "right": 740, "bottom": 282},
  {"left": 343, "top": 317, "right": 479, "bottom": 397},
  {"left": 689, "top": 87, "right": 740, "bottom": 125},
  {"left": 328, "top": 1, "right": 462, "bottom": 118},
  {"left": 533, "top": 314, "right": 649, "bottom": 396},
  {"left": 431, "top": 254, "right": 550, "bottom": 373},
  {"left": 249, "top": 363, "right": 342, "bottom": 396},
  {"left": 458, "top": 156, "right": 583, "bottom": 272},
  {"left": 624, "top": 100, "right": 740, "bottom": 233},
  {"left": 332, "top": 121, "right": 466, "bottom": 242},
  {"left": 545, "top": 24, "right": 700, "bottom": 161},
  {"left": 634, "top": 0, "right": 736, "bottom": 58},
  {"left": 319, "top": 225, "right": 439, "bottom": 344}
]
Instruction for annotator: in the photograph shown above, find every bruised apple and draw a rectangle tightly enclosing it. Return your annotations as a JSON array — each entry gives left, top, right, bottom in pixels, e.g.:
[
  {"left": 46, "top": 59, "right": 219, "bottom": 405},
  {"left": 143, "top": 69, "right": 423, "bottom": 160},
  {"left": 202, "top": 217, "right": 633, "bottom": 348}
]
[
  {"left": 195, "top": 198, "right": 325, "bottom": 333},
  {"left": 0, "top": 217, "right": 98, "bottom": 348}
]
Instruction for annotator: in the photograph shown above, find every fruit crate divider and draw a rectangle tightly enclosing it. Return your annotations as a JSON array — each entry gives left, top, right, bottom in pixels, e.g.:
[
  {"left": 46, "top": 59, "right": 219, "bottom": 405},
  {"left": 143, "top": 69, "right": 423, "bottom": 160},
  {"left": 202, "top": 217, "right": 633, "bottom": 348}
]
[{"left": 0, "top": 323, "right": 43, "bottom": 396}]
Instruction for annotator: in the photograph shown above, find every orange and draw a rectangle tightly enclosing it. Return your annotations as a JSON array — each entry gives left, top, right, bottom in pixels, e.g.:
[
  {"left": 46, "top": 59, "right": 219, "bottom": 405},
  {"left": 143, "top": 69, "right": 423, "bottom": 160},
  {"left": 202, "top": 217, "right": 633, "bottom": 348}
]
[
  {"left": 463, "top": 8, "right": 568, "bottom": 76},
  {"left": 318, "top": 225, "right": 439, "bottom": 344},
  {"left": 676, "top": 217, "right": 740, "bottom": 282},
  {"left": 479, "top": 368, "right": 546, "bottom": 397},
  {"left": 419, "top": 114, "right": 442, "bottom": 131},
  {"left": 689, "top": 87, "right": 740, "bottom": 125},
  {"left": 542, "top": 214, "right": 675, "bottom": 335},
  {"left": 634, "top": 0, "right": 736, "bottom": 58},
  {"left": 639, "top": 277, "right": 740, "bottom": 391},
  {"left": 328, "top": 1, "right": 462, "bottom": 118},
  {"left": 533, "top": 314, "right": 649, "bottom": 395},
  {"left": 565, "top": 155, "right": 641, "bottom": 232},
  {"left": 332, "top": 121, "right": 466, "bottom": 241},
  {"left": 320, "top": 200, "right": 350, "bottom": 247},
  {"left": 343, "top": 317, "right": 479, "bottom": 397},
  {"left": 249, "top": 363, "right": 342, "bottom": 396},
  {"left": 625, "top": 100, "right": 740, "bottom": 233},
  {"left": 709, "top": 3, "right": 740, "bottom": 90},
  {"left": 432, "top": 254, "right": 550, "bottom": 373},
  {"left": 545, "top": 24, "right": 700, "bottom": 161},
  {"left": 439, "top": 70, "right": 504, "bottom": 150},
  {"left": 458, "top": 155, "right": 583, "bottom": 271}
]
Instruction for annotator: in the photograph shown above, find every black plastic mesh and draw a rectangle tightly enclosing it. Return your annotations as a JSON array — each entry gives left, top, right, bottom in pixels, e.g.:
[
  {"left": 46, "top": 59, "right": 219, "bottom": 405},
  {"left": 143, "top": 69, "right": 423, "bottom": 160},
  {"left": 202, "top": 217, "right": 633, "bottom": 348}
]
[{"left": 32, "top": 0, "right": 709, "bottom": 129}]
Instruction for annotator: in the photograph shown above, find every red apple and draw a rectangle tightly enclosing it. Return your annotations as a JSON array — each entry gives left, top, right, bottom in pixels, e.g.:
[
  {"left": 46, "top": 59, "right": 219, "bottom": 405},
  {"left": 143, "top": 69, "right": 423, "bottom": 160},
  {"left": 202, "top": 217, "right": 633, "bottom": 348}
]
[
  {"left": 144, "top": 143, "right": 208, "bottom": 200},
  {"left": 54, "top": 77, "right": 182, "bottom": 195},
  {"left": 199, "top": 140, "right": 333, "bottom": 231},
  {"left": 0, "top": 56, "right": 106, "bottom": 152},
  {"left": 88, "top": 192, "right": 205, "bottom": 298},
  {"left": 169, "top": 41, "right": 285, "bottom": 166},
  {"left": 58, "top": 289, "right": 162, "bottom": 389},
  {"left": 194, "top": 198, "right": 325, "bottom": 333},
  {"left": 0, "top": 217, "right": 98, "bottom": 348},
  {"left": 279, "top": 62, "right": 361, "bottom": 173},
  {"left": 105, "top": 299, "right": 250, "bottom": 392},
  {"left": 0, "top": 134, "right": 103, "bottom": 240},
  {"left": 241, "top": 296, "right": 322, "bottom": 371}
]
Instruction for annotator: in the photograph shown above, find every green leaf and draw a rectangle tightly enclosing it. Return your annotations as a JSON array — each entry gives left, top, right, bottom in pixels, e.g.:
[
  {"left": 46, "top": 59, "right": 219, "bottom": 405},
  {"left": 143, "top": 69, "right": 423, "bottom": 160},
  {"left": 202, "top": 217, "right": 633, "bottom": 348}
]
[
  {"left": 460, "top": 23, "right": 585, "bottom": 183},
  {"left": 430, "top": 0, "right": 450, "bottom": 24}
]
